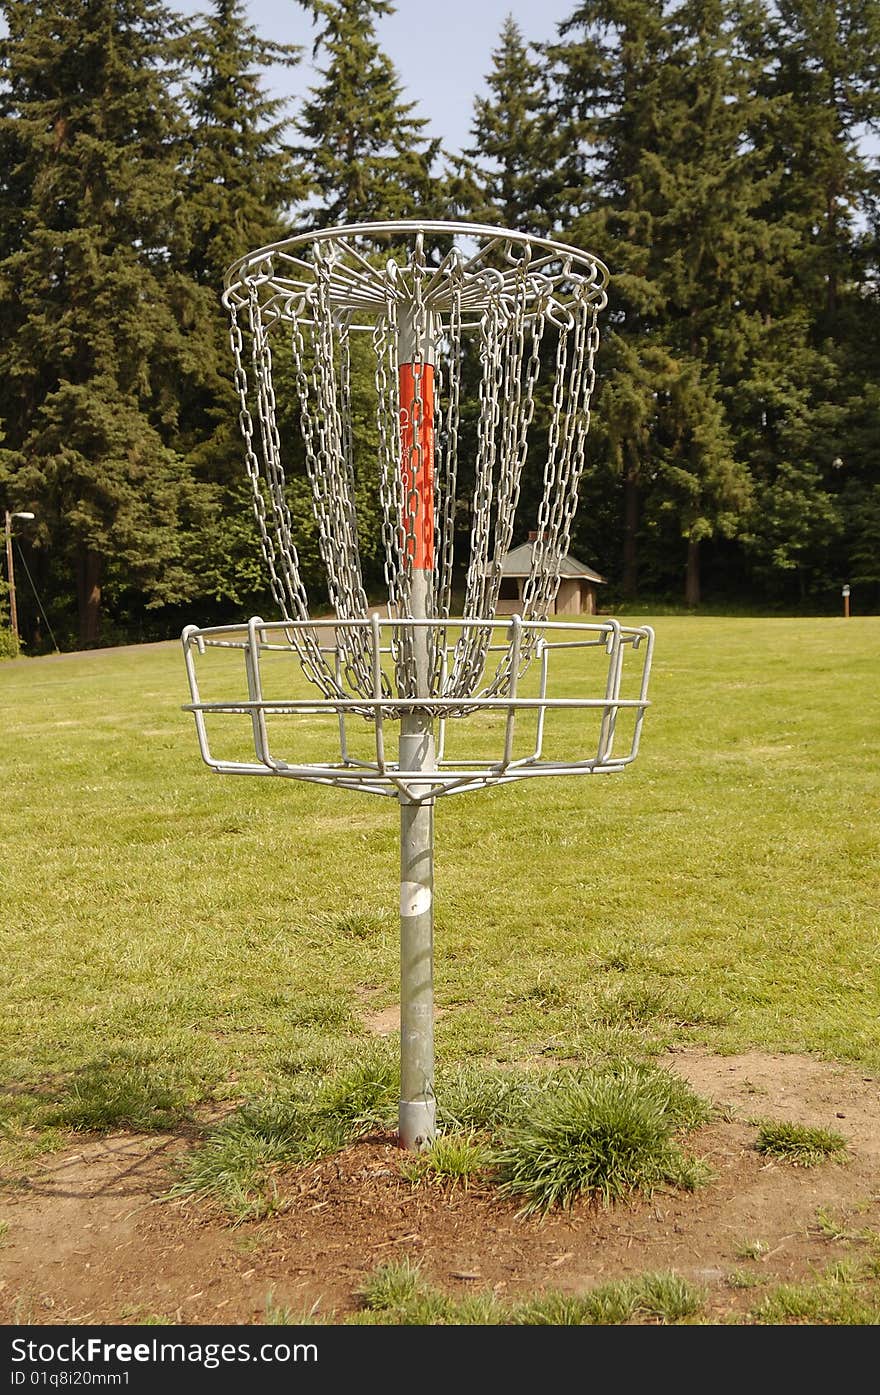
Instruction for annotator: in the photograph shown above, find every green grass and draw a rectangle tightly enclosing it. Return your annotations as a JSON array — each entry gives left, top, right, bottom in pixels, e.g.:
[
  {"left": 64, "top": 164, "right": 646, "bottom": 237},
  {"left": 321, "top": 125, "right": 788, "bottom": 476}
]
[
  {"left": 40, "top": 1050, "right": 199, "bottom": 1133},
  {"left": 169, "top": 1048, "right": 397, "bottom": 1220},
  {"left": 726, "top": 1268, "right": 766, "bottom": 1290},
  {"left": 398, "top": 1131, "right": 491, "bottom": 1191},
  {"left": 493, "top": 1062, "right": 711, "bottom": 1215},
  {"left": 174, "top": 1057, "right": 709, "bottom": 1219},
  {"left": 353, "top": 1259, "right": 706, "bottom": 1324},
  {"left": 1, "top": 616, "right": 878, "bottom": 1178},
  {"left": 812, "top": 1207, "right": 878, "bottom": 1244},
  {"left": 733, "top": 1238, "right": 770, "bottom": 1261},
  {"left": 751, "top": 1260, "right": 880, "bottom": 1324},
  {"left": 345, "top": 1249, "right": 880, "bottom": 1327},
  {"left": 754, "top": 1120, "right": 850, "bottom": 1167}
]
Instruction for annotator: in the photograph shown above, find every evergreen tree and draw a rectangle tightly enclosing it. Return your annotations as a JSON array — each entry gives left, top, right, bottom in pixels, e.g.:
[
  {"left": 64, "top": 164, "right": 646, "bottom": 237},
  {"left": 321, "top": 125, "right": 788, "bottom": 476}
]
[
  {"left": 749, "top": 0, "right": 880, "bottom": 604},
  {"left": 464, "top": 15, "right": 566, "bottom": 234},
  {"left": 183, "top": 0, "right": 303, "bottom": 292},
  {"left": 294, "top": 0, "right": 444, "bottom": 227},
  {"left": 178, "top": 0, "right": 309, "bottom": 618},
  {"left": 0, "top": 0, "right": 213, "bottom": 646},
  {"left": 550, "top": 1, "right": 759, "bottom": 603},
  {"left": 762, "top": 1, "right": 880, "bottom": 325},
  {"left": 749, "top": 459, "right": 842, "bottom": 600}
]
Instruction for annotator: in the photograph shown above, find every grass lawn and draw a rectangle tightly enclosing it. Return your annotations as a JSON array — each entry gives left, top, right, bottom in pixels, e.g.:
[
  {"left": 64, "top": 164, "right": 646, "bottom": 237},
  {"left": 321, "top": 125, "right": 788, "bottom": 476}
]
[{"left": 1, "top": 614, "right": 878, "bottom": 1157}]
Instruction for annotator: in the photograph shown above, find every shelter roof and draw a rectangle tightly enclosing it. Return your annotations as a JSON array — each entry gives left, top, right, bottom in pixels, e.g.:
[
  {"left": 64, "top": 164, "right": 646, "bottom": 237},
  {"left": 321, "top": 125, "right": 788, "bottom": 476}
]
[{"left": 496, "top": 540, "right": 606, "bottom": 584}]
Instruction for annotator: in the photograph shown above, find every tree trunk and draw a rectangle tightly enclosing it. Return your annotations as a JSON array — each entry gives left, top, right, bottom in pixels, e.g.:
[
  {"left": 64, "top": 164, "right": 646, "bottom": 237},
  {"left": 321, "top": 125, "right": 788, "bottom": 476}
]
[
  {"left": 685, "top": 538, "right": 700, "bottom": 607},
  {"left": 622, "top": 462, "right": 639, "bottom": 600},
  {"left": 77, "top": 548, "right": 102, "bottom": 648}
]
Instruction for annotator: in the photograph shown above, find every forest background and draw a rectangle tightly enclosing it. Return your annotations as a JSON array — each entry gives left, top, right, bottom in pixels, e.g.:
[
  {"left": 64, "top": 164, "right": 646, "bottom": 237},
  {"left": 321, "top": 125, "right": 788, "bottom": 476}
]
[{"left": 0, "top": 0, "right": 877, "bottom": 651}]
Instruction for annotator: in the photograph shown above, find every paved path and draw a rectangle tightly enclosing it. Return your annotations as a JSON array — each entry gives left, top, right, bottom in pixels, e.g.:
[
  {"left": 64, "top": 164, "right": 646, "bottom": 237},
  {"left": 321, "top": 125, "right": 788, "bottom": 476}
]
[{"left": 2, "top": 637, "right": 180, "bottom": 666}]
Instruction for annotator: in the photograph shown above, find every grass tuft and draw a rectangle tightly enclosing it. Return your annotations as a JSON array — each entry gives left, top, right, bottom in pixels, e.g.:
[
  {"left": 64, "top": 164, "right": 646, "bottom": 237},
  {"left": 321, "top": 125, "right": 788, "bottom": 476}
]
[
  {"left": 493, "top": 1063, "right": 711, "bottom": 1216},
  {"left": 754, "top": 1120, "right": 849, "bottom": 1168},
  {"left": 330, "top": 909, "right": 393, "bottom": 940},
  {"left": 264, "top": 1292, "right": 326, "bottom": 1325},
  {"left": 726, "top": 1268, "right": 766, "bottom": 1290},
  {"left": 751, "top": 1260, "right": 880, "bottom": 1324},
  {"left": 636, "top": 1271, "right": 705, "bottom": 1321},
  {"left": 733, "top": 1238, "right": 770, "bottom": 1261},
  {"left": 355, "top": 1259, "right": 454, "bottom": 1325},
  {"left": 812, "top": 1207, "right": 878, "bottom": 1244},
  {"left": 398, "top": 1131, "right": 491, "bottom": 1192},
  {"left": 170, "top": 1048, "right": 396, "bottom": 1219},
  {"left": 435, "top": 1064, "right": 536, "bottom": 1135},
  {"left": 355, "top": 1262, "right": 704, "bottom": 1325}
]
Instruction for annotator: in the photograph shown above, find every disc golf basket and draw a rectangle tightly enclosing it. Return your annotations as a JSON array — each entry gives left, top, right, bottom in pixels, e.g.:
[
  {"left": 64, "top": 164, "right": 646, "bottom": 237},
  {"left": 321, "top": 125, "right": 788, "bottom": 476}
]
[{"left": 182, "top": 220, "right": 654, "bottom": 1150}]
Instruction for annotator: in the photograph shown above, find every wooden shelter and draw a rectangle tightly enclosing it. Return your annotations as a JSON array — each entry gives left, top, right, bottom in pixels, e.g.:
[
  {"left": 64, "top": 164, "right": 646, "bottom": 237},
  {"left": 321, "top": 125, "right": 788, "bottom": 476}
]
[{"left": 494, "top": 534, "right": 606, "bottom": 616}]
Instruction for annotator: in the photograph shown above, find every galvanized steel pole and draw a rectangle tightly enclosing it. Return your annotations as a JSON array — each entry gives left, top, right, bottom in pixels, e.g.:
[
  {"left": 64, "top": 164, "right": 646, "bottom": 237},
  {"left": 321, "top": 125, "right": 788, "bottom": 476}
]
[
  {"left": 397, "top": 304, "right": 437, "bottom": 1151},
  {"left": 398, "top": 710, "right": 436, "bottom": 1150},
  {"left": 4, "top": 511, "right": 18, "bottom": 645}
]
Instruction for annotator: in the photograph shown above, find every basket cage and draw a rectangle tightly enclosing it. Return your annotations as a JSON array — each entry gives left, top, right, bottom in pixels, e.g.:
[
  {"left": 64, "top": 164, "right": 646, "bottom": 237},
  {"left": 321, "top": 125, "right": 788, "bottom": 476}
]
[
  {"left": 182, "top": 614, "right": 654, "bottom": 802},
  {"left": 221, "top": 221, "right": 612, "bottom": 708},
  {"left": 182, "top": 222, "right": 654, "bottom": 800}
]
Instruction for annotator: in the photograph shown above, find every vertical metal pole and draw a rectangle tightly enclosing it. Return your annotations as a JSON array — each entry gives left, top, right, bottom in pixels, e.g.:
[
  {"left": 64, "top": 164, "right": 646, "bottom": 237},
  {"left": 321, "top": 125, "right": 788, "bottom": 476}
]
[
  {"left": 4, "top": 511, "right": 18, "bottom": 645},
  {"left": 399, "top": 707, "right": 436, "bottom": 1151},
  {"left": 397, "top": 302, "right": 438, "bottom": 1151}
]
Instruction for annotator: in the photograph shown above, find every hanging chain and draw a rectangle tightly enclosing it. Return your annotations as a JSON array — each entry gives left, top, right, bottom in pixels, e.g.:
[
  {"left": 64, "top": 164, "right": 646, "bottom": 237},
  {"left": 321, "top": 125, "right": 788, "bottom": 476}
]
[
  {"left": 228, "top": 295, "right": 288, "bottom": 621},
  {"left": 231, "top": 287, "right": 336, "bottom": 699},
  {"left": 436, "top": 279, "right": 462, "bottom": 624},
  {"left": 225, "top": 228, "right": 607, "bottom": 713},
  {"left": 479, "top": 278, "right": 549, "bottom": 698},
  {"left": 523, "top": 294, "right": 596, "bottom": 628}
]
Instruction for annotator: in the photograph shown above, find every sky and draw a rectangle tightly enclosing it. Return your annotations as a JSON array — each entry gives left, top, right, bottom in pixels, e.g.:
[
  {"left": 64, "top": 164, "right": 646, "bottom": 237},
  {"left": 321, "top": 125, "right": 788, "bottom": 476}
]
[{"left": 178, "top": 1, "right": 575, "bottom": 157}]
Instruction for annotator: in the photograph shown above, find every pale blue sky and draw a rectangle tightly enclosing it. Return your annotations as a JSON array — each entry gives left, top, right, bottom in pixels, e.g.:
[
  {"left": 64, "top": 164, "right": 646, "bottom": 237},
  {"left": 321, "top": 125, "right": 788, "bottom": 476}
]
[{"left": 178, "top": 1, "right": 575, "bottom": 157}]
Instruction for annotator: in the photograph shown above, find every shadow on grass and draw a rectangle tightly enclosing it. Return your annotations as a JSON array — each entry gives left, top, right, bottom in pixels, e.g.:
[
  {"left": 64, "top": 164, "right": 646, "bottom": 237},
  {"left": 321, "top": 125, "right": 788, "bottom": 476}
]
[{"left": 27, "top": 1050, "right": 200, "bottom": 1134}]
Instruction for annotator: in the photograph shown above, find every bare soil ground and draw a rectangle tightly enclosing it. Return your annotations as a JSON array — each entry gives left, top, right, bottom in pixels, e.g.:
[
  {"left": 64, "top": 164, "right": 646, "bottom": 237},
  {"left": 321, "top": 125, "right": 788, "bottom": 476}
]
[{"left": 1, "top": 1050, "right": 878, "bottom": 1326}]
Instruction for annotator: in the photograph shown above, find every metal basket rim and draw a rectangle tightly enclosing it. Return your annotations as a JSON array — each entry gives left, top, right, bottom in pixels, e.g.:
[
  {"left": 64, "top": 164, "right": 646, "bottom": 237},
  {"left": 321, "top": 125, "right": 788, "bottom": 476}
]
[{"left": 222, "top": 218, "right": 610, "bottom": 301}]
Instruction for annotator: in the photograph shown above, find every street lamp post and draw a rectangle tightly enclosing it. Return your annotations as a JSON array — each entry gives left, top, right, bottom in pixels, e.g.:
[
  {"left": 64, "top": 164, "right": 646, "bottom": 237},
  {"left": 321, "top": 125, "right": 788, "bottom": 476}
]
[{"left": 4, "top": 510, "right": 35, "bottom": 646}]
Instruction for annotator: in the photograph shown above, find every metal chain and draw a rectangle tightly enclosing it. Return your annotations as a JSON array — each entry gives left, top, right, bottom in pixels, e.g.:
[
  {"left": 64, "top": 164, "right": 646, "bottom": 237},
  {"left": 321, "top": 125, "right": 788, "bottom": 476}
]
[
  {"left": 450, "top": 289, "right": 504, "bottom": 698},
  {"left": 373, "top": 299, "right": 404, "bottom": 699},
  {"left": 228, "top": 296, "right": 288, "bottom": 621},
  {"left": 436, "top": 280, "right": 462, "bottom": 625},
  {"left": 310, "top": 251, "right": 374, "bottom": 696},
  {"left": 224, "top": 226, "right": 608, "bottom": 713},
  {"left": 231, "top": 287, "right": 335, "bottom": 699},
  {"left": 522, "top": 296, "right": 596, "bottom": 629},
  {"left": 480, "top": 280, "right": 549, "bottom": 698}
]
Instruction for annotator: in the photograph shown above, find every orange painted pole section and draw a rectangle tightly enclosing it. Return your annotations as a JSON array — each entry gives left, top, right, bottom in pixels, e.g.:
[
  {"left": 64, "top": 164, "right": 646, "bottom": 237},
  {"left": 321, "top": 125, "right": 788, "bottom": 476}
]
[{"left": 398, "top": 361, "right": 435, "bottom": 572}]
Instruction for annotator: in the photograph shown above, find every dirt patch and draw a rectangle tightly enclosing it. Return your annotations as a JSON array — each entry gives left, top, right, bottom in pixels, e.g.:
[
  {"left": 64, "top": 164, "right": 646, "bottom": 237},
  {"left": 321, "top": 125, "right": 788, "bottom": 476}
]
[{"left": 1, "top": 1051, "right": 878, "bottom": 1325}]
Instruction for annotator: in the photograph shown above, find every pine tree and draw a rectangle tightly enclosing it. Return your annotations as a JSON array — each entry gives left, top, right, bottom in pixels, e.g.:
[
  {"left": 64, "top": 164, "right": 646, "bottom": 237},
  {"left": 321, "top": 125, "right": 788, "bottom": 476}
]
[
  {"left": 746, "top": 0, "right": 880, "bottom": 604},
  {"left": 0, "top": 0, "right": 213, "bottom": 646},
  {"left": 294, "top": 0, "right": 444, "bottom": 228},
  {"left": 464, "top": 16, "right": 566, "bottom": 234},
  {"left": 762, "top": 1, "right": 880, "bottom": 325},
  {"left": 550, "top": 0, "right": 758, "bottom": 603},
  {"left": 183, "top": 0, "right": 303, "bottom": 292},
  {"left": 548, "top": 1, "right": 674, "bottom": 597},
  {"left": 178, "top": 0, "right": 309, "bottom": 618}
]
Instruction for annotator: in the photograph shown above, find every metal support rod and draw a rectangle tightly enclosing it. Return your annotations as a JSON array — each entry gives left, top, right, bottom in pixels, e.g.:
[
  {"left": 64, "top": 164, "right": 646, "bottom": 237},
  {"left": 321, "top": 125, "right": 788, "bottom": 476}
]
[
  {"left": 398, "top": 712, "right": 436, "bottom": 1150},
  {"left": 397, "top": 297, "right": 438, "bottom": 1151},
  {"left": 4, "top": 511, "right": 19, "bottom": 644}
]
